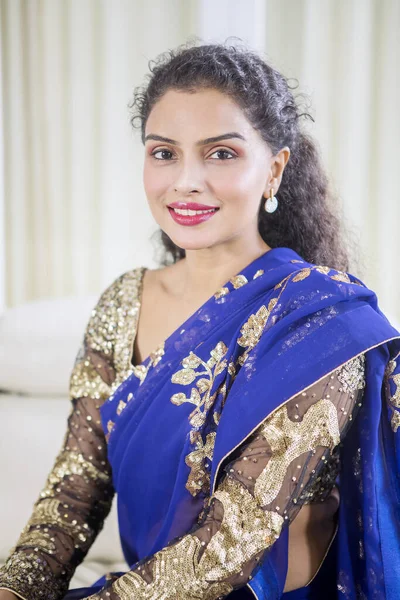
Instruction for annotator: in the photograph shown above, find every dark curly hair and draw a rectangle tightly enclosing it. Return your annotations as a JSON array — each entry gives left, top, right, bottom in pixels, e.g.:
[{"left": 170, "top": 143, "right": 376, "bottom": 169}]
[{"left": 129, "top": 38, "right": 356, "bottom": 272}]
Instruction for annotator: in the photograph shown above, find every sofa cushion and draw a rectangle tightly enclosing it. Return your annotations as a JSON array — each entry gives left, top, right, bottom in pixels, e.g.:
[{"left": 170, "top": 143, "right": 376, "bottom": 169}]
[
  {"left": 0, "top": 296, "right": 97, "bottom": 396},
  {"left": 0, "top": 392, "right": 125, "bottom": 568}
]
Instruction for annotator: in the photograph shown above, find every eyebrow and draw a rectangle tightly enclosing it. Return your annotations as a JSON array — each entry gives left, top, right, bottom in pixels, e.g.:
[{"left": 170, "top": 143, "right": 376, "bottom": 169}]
[{"left": 144, "top": 132, "right": 246, "bottom": 146}]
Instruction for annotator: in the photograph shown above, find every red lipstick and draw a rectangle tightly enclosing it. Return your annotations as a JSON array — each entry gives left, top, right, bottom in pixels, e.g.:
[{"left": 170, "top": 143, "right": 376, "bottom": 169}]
[{"left": 167, "top": 202, "right": 219, "bottom": 227}]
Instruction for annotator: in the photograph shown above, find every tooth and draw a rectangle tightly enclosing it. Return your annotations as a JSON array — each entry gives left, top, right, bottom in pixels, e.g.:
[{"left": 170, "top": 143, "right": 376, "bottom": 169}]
[{"left": 172, "top": 207, "right": 216, "bottom": 216}]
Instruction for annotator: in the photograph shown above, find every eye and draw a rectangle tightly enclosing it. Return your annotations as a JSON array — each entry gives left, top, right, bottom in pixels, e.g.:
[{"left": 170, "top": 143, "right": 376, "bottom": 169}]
[
  {"left": 208, "top": 148, "right": 237, "bottom": 160},
  {"left": 149, "top": 147, "right": 237, "bottom": 161},
  {"left": 150, "top": 148, "right": 175, "bottom": 160}
]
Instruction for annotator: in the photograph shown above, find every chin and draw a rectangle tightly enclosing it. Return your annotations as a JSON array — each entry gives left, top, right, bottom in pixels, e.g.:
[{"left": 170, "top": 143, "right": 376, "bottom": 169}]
[{"left": 165, "top": 232, "right": 219, "bottom": 252}]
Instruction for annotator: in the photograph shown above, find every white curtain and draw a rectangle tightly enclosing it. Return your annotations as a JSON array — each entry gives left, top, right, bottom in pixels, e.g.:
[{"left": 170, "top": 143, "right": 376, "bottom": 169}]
[{"left": 1, "top": 0, "right": 399, "bottom": 323}]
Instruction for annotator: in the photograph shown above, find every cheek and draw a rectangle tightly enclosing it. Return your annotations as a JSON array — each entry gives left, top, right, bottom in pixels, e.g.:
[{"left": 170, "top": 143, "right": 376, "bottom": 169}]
[
  {"left": 143, "top": 162, "right": 171, "bottom": 200},
  {"left": 212, "top": 163, "right": 263, "bottom": 207}
]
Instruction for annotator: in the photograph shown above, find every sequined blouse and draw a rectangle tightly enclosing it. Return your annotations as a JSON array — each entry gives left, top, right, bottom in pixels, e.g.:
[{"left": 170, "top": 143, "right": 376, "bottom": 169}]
[{"left": 0, "top": 268, "right": 367, "bottom": 600}]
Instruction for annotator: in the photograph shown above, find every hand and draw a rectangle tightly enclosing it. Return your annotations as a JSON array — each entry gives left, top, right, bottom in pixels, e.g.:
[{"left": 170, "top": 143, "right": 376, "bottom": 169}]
[{"left": 0, "top": 591, "right": 20, "bottom": 600}]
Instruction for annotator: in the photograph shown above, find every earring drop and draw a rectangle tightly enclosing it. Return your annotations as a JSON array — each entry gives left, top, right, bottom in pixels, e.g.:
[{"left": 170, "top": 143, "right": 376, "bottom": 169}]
[{"left": 264, "top": 188, "right": 278, "bottom": 213}]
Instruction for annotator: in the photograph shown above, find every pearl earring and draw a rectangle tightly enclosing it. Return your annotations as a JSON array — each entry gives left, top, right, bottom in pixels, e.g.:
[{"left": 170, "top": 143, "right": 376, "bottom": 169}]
[{"left": 264, "top": 188, "right": 278, "bottom": 213}]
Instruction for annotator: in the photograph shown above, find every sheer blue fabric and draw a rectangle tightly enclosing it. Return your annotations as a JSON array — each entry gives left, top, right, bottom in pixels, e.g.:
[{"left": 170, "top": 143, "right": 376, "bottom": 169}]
[{"left": 75, "top": 247, "right": 400, "bottom": 598}]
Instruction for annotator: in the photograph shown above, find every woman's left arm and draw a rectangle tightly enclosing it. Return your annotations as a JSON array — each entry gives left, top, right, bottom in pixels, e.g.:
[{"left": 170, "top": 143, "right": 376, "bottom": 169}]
[{"left": 84, "top": 353, "right": 367, "bottom": 600}]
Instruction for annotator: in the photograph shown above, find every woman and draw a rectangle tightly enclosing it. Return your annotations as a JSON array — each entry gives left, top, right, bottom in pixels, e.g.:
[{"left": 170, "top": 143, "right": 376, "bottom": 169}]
[{"left": 0, "top": 41, "right": 399, "bottom": 600}]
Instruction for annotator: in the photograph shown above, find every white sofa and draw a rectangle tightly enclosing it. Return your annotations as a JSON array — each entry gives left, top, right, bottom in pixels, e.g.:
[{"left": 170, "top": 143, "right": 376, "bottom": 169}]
[{"left": 0, "top": 296, "right": 126, "bottom": 589}]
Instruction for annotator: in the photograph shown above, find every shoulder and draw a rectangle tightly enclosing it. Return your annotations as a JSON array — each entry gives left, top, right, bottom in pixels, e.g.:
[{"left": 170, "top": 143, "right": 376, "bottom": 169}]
[
  {"left": 271, "top": 260, "right": 373, "bottom": 311},
  {"left": 83, "top": 267, "right": 145, "bottom": 351},
  {"left": 274, "top": 261, "right": 367, "bottom": 292}
]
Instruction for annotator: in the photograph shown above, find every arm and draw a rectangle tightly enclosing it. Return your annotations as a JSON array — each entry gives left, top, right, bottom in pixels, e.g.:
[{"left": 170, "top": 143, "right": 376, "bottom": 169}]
[
  {"left": 0, "top": 283, "right": 122, "bottom": 600},
  {"left": 83, "top": 353, "right": 366, "bottom": 600}
]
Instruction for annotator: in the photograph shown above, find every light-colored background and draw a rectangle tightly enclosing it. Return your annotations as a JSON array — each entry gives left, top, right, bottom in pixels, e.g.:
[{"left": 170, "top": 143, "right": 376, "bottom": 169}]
[
  {"left": 0, "top": 0, "right": 399, "bottom": 588},
  {"left": 1, "top": 0, "right": 399, "bottom": 322}
]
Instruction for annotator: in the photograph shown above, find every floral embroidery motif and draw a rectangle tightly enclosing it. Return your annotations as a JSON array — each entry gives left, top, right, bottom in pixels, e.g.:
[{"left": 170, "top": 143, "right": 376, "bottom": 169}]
[
  {"left": 274, "top": 264, "right": 360, "bottom": 291},
  {"left": 214, "top": 267, "right": 265, "bottom": 299},
  {"left": 185, "top": 431, "right": 216, "bottom": 495},
  {"left": 132, "top": 343, "right": 165, "bottom": 386},
  {"left": 171, "top": 342, "right": 228, "bottom": 428},
  {"left": 170, "top": 342, "right": 229, "bottom": 495},
  {"left": 385, "top": 356, "right": 400, "bottom": 432},
  {"left": 237, "top": 300, "right": 277, "bottom": 365}
]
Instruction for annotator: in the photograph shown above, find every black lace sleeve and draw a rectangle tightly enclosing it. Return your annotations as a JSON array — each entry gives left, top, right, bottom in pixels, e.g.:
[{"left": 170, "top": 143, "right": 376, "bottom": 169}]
[
  {"left": 0, "top": 282, "right": 124, "bottom": 600},
  {"left": 81, "top": 353, "right": 366, "bottom": 600}
]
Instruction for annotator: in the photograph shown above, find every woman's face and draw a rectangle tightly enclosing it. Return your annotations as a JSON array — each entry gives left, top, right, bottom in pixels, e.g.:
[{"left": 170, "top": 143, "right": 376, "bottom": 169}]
[{"left": 143, "top": 88, "right": 289, "bottom": 252}]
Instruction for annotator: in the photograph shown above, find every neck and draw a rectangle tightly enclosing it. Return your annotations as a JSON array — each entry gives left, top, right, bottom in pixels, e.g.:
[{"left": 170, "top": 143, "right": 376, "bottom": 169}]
[{"left": 170, "top": 235, "right": 271, "bottom": 304}]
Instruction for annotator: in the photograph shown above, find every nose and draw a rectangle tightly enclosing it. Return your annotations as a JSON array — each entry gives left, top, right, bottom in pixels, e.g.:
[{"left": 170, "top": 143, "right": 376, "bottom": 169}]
[{"left": 172, "top": 157, "right": 204, "bottom": 195}]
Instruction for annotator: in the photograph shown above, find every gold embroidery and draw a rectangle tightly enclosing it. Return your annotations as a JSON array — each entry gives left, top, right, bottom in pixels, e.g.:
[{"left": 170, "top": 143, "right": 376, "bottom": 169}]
[
  {"left": 108, "top": 536, "right": 233, "bottom": 600},
  {"left": 214, "top": 267, "right": 265, "bottom": 300},
  {"left": 253, "top": 269, "right": 264, "bottom": 279},
  {"left": 0, "top": 551, "right": 71, "bottom": 600},
  {"left": 17, "top": 529, "right": 56, "bottom": 555},
  {"left": 170, "top": 343, "right": 229, "bottom": 496},
  {"left": 237, "top": 301, "right": 277, "bottom": 365},
  {"left": 132, "top": 343, "right": 165, "bottom": 385},
  {"left": 171, "top": 343, "right": 228, "bottom": 428},
  {"left": 274, "top": 264, "right": 358, "bottom": 291},
  {"left": 315, "top": 265, "right": 331, "bottom": 275},
  {"left": 40, "top": 450, "right": 110, "bottom": 499},
  {"left": 203, "top": 477, "right": 284, "bottom": 579},
  {"left": 385, "top": 358, "right": 400, "bottom": 431},
  {"left": 230, "top": 274, "right": 248, "bottom": 289},
  {"left": 69, "top": 359, "right": 111, "bottom": 401},
  {"left": 0, "top": 270, "right": 147, "bottom": 600},
  {"left": 117, "top": 400, "right": 127, "bottom": 415},
  {"left": 15, "top": 499, "right": 90, "bottom": 555},
  {"left": 185, "top": 431, "right": 216, "bottom": 495},
  {"left": 88, "top": 477, "right": 283, "bottom": 600},
  {"left": 336, "top": 354, "right": 366, "bottom": 393},
  {"left": 214, "top": 286, "right": 229, "bottom": 299},
  {"left": 292, "top": 268, "right": 312, "bottom": 282},
  {"left": 255, "top": 399, "right": 340, "bottom": 505},
  {"left": 69, "top": 268, "right": 149, "bottom": 401},
  {"left": 330, "top": 272, "right": 351, "bottom": 283},
  {"left": 112, "top": 269, "right": 148, "bottom": 388}
]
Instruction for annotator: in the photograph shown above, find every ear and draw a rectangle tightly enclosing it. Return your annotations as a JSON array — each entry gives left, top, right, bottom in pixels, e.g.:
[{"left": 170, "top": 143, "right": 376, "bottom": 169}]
[{"left": 263, "top": 147, "right": 291, "bottom": 196}]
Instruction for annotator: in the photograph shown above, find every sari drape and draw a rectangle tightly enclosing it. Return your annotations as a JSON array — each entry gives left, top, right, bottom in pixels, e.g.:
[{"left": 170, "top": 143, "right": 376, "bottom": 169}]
[
  {"left": 96, "top": 247, "right": 400, "bottom": 598},
  {"left": 1, "top": 246, "right": 399, "bottom": 600}
]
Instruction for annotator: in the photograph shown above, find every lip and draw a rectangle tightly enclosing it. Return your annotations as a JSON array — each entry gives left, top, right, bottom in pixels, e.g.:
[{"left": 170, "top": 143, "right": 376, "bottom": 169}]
[
  {"left": 167, "top": 202, "right": 219, "bottom": 210},
  {"left": 168, "top": 204, "right": 219, "bottom": 227}
]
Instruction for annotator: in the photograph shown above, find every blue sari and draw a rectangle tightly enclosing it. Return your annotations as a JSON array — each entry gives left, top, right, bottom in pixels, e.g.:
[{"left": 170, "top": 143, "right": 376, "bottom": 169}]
[{"left": 70, "top": 247, "right": 400, "bottom": 599}]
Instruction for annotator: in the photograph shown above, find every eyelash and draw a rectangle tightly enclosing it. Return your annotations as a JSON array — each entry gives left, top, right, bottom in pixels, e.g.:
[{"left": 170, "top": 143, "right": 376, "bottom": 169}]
[{"left": 149, "top": 148, "right": 237, "bottom": 161}]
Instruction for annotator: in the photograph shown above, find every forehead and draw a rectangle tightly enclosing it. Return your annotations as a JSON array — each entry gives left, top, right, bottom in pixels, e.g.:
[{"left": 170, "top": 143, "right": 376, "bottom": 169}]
[{"left": 145, "top": 88, "right": 255, "bottom": 140}]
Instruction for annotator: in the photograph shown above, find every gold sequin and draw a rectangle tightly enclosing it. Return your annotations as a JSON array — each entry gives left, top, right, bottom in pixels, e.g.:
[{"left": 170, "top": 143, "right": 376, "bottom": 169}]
[
  {"left": 385, "top": 357, "right": 400, "bottom": 432},
  {"left": 336, "top": 354, "right": 366, "bottom": 393},
  {"left": 40, "top": 450, "right": 110, "bottom": 499},
  {"left": 237, "top": 301, "right": 277, "bottom": 364},
  {"left": 170, "top": 343, "right": 228, "bottom": 495},
  {"left": 185, "top": 431, "right": 216, "bottom": 495},
  {"left": 214, "top": 286, "right": 229, "bottom": 299},
  {"left": 170, "top": 343, "right": 228, "bottom": 429},
  {"left": 132, "top": 343, "right": 165, "bottom": 386},
  {"left": 86, "top": 477, "right": 283, "bottom": 600},
  {"left": 230, "top": 274, "right": 249, "bottom": 289},
  {"left": 117, "top": 400, "right": 127, "bottom": 415},
  {"left": 255, "top": 399, "right": 340, "bottom": 505}
]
